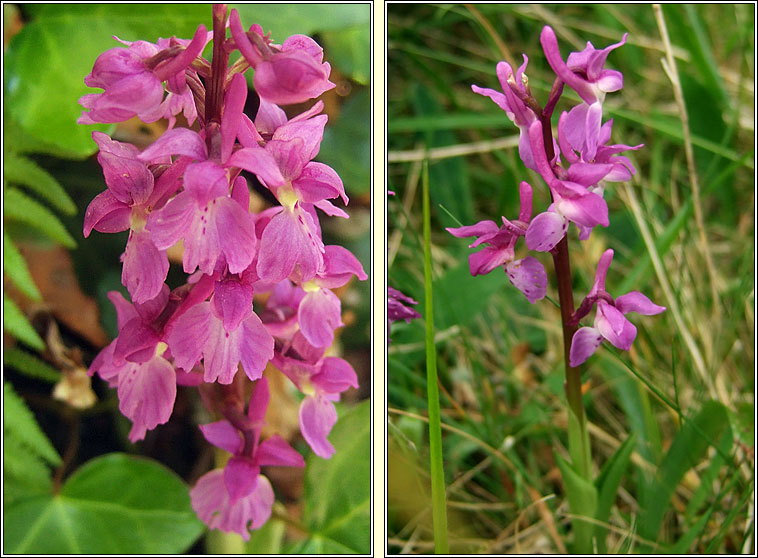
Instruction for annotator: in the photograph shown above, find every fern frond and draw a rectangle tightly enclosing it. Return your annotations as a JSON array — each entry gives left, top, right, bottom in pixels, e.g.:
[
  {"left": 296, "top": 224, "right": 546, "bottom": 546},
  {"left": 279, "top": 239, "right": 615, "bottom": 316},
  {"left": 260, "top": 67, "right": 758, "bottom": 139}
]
[
  {"left": 4, "top": 152, "right": 77, "bottom": 215},
  {"left": 3, "top": 187, "right": 77, "bottom": 248},
  {"left": 3, "top": 295, "right": 45, "bottom": 351},
  {"left": 2, "top": 382, "right": 61, "bottom": 466},
  {"left": 3, "top": 232, "right": 43, "bottom": 301},
  {"left": 4, "top": 347, "right": 61, "bottom": 383}
]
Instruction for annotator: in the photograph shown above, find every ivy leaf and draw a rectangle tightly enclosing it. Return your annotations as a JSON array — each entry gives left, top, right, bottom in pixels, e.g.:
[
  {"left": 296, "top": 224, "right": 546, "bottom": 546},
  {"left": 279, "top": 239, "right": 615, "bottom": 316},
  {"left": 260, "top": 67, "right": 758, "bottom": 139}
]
[
  {"left": 3, "top": 294, "right": 45, "bottom": 351},
  {"left": 299, "top": 400, "right": 370, "bottom": 554},
  {"left": 3, "top": 187, "right": 77, "bottom": 248},
  {"left": 3, "top": 152, "right": 77, "bottom": 215},
  {"left": 3, "top": 232, "right": 42, "bottom": 301},
  {"left": 3, "top": 453, "right": 204, "bottom": 554}
]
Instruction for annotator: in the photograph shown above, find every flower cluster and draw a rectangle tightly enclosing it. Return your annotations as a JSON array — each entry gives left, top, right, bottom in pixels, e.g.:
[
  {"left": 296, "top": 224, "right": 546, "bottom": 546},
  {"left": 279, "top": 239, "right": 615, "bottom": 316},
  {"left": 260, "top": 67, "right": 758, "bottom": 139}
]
[
  {"left": 81, "top": 5, "right": 366, "bottom": 540},
  {"left": 448, "top": 26, "right": 663, "bottom": 362}
]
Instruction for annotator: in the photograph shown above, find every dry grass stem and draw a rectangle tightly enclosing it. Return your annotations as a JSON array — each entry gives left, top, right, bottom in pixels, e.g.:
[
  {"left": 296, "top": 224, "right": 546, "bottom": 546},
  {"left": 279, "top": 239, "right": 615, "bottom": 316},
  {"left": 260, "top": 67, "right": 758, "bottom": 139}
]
[
  {"left": 388, "top": 135, "right": 520, "bottom": 163},
  {"left": 653, "top": 4, "right": 723, "bottom": 325}
]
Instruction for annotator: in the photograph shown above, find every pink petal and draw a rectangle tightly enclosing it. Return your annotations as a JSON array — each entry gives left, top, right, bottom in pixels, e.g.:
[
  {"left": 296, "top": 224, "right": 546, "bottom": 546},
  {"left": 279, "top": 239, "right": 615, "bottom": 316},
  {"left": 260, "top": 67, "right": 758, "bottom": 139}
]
[
  {"left": 190, "top": 469, "right": 274, "bottom": 541},
  {"left": 107, "top": 290, "right": 138, "bottom": 330},
  {"left": 214, "top": 197, "right": 257, "bottom": 274},
  {"left": 298, "top": 289, "right": 342, "bottom": 348},
  {"left": 212, "top": 278, "right": 253, "bottom": 332},
  {"left": 166, "top": 302, "right": 211, "bottom": 372},
  {"left": 318, "top": 245, "right": 368, "bottom": 288},
  {"left": 504, "top": 256, "right": 547, "bottom": 303},
  {"left": 83, "top": 190, "right": 131, "bottom": 237},
  {"left": 152, "top": 24, "right": 208, "bottom": 81},
  {"left": 146, "top": 191, "right": 195, "bottom": 250},
  {"left": 299, "top": 395, "right": 337, "bottom": 459},
  {"left": 525, "top": 210, "right": 568, "bottom": 252},
  {"left": 224, "top": 457, "right": 260, "bottom": 504},
  {"left": 113, "top": 317, "right": 160, "bottom": 365},
  {"left": 228, "top": 147, "right": 286, "bottom": 188},
  {"left": 221, "top": 73, "right": 247, "bottom": 164},
  {"left": 293, "top": 161, "right": 347, "bottom": 205},
  {"left": 614, "top": 291, "right": 666, "bottom": 316},
  {"left": 555, "top": 190, "right": 609, "bottom": 228},
  {"left": 121, "top": 229, "right": 169, "bottom": 304},
  {"left": 517, "top": 181, "right": 533, "bottom": 222},
  {"left": 595, "top": 300, "right": 637, "bottom": 350},
  {"left": 203, "top": 316, "right": 243, "bottom": 384},
  {"left": 589, "top": 249, "right": 614, "bottom": 296},
  {"left": 238, "top": 313, "right": 274, "bottom": 382},
  {"left": 247, "top": 376, "right": 270, "bottom": 425},
  {"left": 254, "top": 99, "right": 288, "bottom": 136},
  {"left": 118, "top": 355, "right": 176, "bottom": 442},
  {"left": 255, "top": 435, "right": 305, "bottom": 468},
  {"left": 566, "top": 162, "right": 614, "bottom": 187},
  {"left": 313, "top": 356, "right": 359, "bottom": 394},
  {"left": 182, "top": 161, "right": 229, "bottom": 206},
  {"left": 256, "top": 209, "right": 324, "bottom": 283},
  {"left": 272, "top": 114, "right": 328, "bottom": 161},
  {"left": 313, "top": 199, "right": 349, "bottom": 218},
  {"left": 469, "top": 245, "right": 512, "bottom": 276},
  {"left": 199, "top": 420, "right": 243, "bottom": 455},
  {"left": 569, "top": 326, "right": 604, "bottom": 367},
  {"left": 445, "top": 220, "right": 499, "bottom": 239},
  {"left": 138, "top": 128, "right": 207, "bottom": 162}
]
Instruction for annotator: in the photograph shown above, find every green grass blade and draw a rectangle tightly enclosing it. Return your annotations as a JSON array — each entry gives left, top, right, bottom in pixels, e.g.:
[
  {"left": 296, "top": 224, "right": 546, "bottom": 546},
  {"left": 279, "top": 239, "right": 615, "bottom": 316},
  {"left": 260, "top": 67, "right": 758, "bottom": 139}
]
[
  {"left": 422, "top": 159, "right": 449, "bottom": 554},
  {"left": 555, "top": 452, "right": 598, "bottom": 553},
  {"left": 638, "top": 400, "right": 731, "bottom": 545},
  {"left": 594, "top": 433, "right": 637, "bottom": 554}
]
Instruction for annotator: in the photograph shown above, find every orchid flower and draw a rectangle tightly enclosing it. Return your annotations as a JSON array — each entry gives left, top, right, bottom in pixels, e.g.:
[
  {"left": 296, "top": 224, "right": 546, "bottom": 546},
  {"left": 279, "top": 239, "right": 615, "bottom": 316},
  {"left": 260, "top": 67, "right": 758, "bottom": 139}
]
[
  {"left": 447, "top": 181, "right": 547, "bottom": 303},
  {"left": 569, "top": 249, "right": 666, "bottom": 366}
]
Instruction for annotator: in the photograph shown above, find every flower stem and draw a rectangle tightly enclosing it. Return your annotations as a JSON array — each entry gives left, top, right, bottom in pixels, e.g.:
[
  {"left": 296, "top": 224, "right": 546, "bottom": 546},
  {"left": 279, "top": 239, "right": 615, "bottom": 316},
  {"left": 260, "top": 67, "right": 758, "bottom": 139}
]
[
  {"left": 542, "top": 113, "right": 591, "bottom": 480},
  {"left": 422, "top": 159, "right": 449, "bottom": 554}
]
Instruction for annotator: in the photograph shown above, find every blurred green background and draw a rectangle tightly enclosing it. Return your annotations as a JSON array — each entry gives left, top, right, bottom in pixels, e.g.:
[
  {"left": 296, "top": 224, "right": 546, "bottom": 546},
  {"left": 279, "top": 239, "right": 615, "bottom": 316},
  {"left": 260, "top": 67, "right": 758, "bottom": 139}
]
[{"left": 387, "top": 4, "right": 754, "bottom": 554}]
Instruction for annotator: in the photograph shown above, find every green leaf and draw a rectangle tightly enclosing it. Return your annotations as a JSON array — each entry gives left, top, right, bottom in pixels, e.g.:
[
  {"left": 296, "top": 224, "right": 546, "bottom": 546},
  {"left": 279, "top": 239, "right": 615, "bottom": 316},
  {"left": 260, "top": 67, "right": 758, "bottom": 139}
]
[
  {"left": 3, "top": 188, "right": 77, "bottom": 248},
  {"left": 318, "top": 90, "right": 370, "bottom": 196},
  {"left": 303, "top": 400, "right": 370, "bottom": 554},
  {"left": 593, "top": 433, "right": 636, "bottom": 554},
  {"left": 3, "top": 453, "right": 204, "bottom": 554},
  {"left": 243, "top": 516, "right": 285, "bottom": 554},
  {"left": 638, "top": 400, "right": 731, "bottom": 544},
  {"left": 3, "top": 152, "right": 77, "bottom": 215},
  {"left": 3, "top": 232, "right": 42, "bottom": 301},
  {"left": 3, "top": 294, "right": 45, "bottom": 351},
  {"left": 3, "top": 347, "right": 61, "bottom": 383},
  {"left": 3, "top": 382, "right": 61, "bottom": 465},
  {"left": 321, "top": 24, "right": 370, "bottom": 84},
  {"left": 555, "top": 452, "right": 598, "bottom": 554},
  {"left": 232, "top": 4, "right": 370, "bottom": 38}
]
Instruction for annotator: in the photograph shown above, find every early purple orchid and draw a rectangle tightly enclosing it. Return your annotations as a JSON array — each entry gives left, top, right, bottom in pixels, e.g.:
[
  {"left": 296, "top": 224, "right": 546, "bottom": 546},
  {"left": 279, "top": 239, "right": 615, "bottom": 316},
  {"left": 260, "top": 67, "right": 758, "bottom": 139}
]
[
  {"left": 447, "top": 181, "right": 547, "bottom": 303},
  {"left": 387, "top": 286, "right": 421, "bottom": 341},
  {"left": 88, "top": 287, "right": 176, "bottom": 442},
  {"left": 81, "top": 5, "right": 367, "bottom": 539},
  {"left": 190, "top": 377, "right": 305, "bottom": 540},
  {"left": 229, "top": 9, "right": 335, "bottom": 106},
  {"left": 540, "top": 26, "right": 627, "bottom": 107},
  {"left": 569, "top": 249, "right": 666, "bottom": 366},
  {"left": 78, "top": 25, "right": 208, "bottom": 125},
  {"left": 273, "top": 352, "right": 358, "bottom": 459},
  {"left": 167, "top": 275, "right": 274, "bottom": 384}
]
